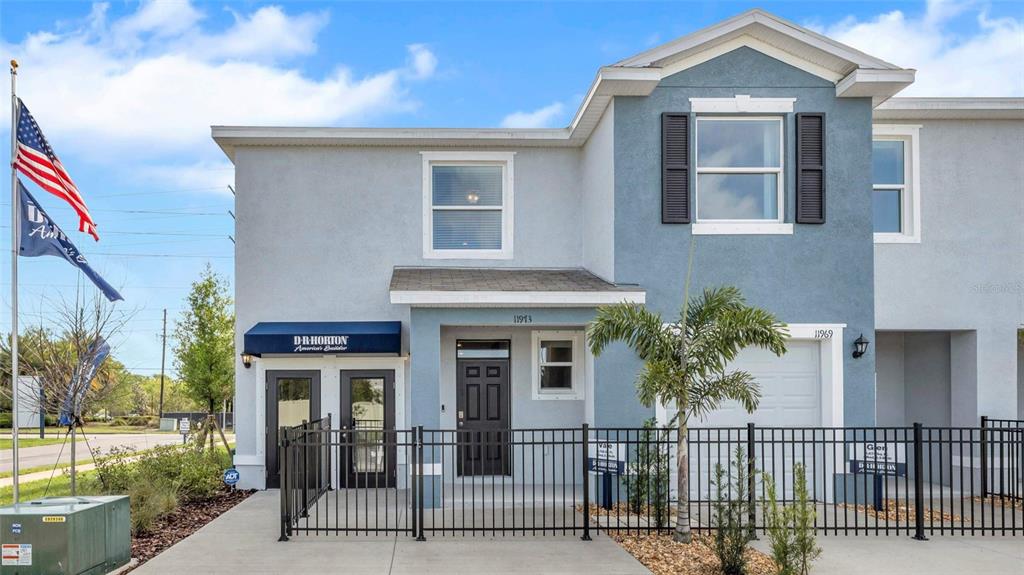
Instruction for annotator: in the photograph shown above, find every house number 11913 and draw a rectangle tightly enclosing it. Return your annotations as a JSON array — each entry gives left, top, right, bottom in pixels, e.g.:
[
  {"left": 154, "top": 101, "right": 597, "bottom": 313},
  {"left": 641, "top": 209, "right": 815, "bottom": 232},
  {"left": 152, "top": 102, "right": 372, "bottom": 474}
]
[{"left": 513, "top": 314, "right": 533, "bottom": 324}]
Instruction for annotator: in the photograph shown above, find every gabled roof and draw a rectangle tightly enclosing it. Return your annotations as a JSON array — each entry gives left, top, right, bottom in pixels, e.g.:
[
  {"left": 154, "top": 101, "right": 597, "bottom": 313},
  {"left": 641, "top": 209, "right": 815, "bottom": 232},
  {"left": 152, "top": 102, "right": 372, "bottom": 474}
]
[
  {"left": 213, "top": 9, "right": 916, "bottom": 159},
  {"left": 615, "top": 9, "right": 903, "bottom": 79}
]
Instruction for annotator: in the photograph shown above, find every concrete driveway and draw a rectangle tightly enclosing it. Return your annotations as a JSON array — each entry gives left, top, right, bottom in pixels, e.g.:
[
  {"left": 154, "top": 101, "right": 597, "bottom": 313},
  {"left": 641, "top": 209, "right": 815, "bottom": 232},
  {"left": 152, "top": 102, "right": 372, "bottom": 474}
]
[
  {"left": 0, "top": 433, "right": 214, "bottom": 473},
  {"left": 131, "top": 491, "right": 650, "bottom": 575}
]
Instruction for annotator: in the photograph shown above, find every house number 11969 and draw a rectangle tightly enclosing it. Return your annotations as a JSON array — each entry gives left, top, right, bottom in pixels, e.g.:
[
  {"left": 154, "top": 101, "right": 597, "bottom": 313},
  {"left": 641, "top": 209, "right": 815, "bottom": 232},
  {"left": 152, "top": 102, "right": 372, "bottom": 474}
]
[
  {"left": 513, "top": 314, "right": 533, "bottom": 324},
  {"left": 814, "top": 329, "right": 834, "bottom": 339}
]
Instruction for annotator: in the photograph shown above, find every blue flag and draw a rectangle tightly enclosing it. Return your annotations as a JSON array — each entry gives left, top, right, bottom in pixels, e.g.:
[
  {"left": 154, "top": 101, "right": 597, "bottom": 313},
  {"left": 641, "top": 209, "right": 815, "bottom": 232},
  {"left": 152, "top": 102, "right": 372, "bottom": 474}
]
[
  {"left": 59, "top": 338, "right": 111, "bottom": 426},
  {"left": 18, "top": 179, "right": 123, "bottom": 302}
]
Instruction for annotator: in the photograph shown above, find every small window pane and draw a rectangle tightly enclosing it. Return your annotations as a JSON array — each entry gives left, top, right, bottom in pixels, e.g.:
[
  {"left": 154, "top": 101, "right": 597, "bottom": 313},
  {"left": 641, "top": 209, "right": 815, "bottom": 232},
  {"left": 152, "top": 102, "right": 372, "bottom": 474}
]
[
  {"left": 432, "top": 165, "right": 503, "bottom": 206},
  {"left": 872, "top": 141, "right": 905, "bottom": 185},
  {"left": 540, "top": 340, "right": 573, "bottom": 363},
  {"left": 697, "top": 174, "right": 778, "bottom": 220},
  {"left": 540, "top": 366, "right": 572, "bottom": 389},
  {"left": 697, "top": 119, "right": 781, "bottom": 168},
  {"left": 433, "top": 210, "right": 502, "bottom": 250},
  {"left": 873, "top": 189, "right": 902, "bottom": 233}
]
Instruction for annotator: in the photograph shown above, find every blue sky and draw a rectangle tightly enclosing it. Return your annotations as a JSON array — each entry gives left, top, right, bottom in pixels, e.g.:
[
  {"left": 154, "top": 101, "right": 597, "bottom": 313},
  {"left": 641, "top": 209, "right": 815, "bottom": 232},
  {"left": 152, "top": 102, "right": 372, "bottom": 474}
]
[{"left": 1, "top": 0, "right": 1021, "bottom": 376}]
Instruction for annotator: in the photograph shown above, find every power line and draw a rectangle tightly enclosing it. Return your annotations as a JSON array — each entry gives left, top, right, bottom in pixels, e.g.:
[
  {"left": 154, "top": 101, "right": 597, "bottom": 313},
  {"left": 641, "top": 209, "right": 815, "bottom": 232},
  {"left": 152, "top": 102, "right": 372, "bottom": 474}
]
[
  {"left": 0, "top": 225, "right": 228, "bottom": 238},
  {"left": 88, "top": 252, "right": 232, "bottom": 259}
]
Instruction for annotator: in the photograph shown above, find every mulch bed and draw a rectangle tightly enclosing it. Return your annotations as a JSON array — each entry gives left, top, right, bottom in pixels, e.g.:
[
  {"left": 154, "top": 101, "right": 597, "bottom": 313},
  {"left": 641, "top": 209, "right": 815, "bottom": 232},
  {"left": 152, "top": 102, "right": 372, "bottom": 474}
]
[
  {"left": 612, "top": 532, "right": 776, "bottom": 575},
  {"left": 838, "top": 498, "right": 968, "bottom": 525},
  {"left": 127, "top": 488, "right": 255, "bottom": 571},
  {"left": 972, "top": 496, "right": 1024, "bottom": 510}
]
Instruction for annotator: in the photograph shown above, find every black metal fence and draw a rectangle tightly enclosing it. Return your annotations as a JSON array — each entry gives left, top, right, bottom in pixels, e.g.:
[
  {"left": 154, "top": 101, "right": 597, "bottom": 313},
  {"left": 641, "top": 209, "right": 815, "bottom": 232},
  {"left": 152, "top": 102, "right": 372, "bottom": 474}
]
[{"left": 279, "top": 418, "right": 1024, "bottom": 541}]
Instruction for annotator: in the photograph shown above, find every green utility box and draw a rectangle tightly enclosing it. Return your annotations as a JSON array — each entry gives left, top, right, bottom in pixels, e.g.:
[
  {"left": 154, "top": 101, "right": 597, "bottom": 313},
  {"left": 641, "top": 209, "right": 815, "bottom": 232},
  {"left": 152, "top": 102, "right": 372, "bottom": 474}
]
[{"left": 0, "top": 496, "right": 130, "bottom": 575}]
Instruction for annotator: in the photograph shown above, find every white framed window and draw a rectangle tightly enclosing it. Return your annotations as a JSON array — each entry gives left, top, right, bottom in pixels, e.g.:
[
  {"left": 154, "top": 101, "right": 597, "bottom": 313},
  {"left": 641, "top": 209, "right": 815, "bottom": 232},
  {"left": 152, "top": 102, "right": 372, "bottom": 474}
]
[
  {"left": 694, "top": 116, "right": 790, "bottom": 235},
  {"left": 421, "top": 151, "right": 514, "bottom": 259},
  {"left": 873, "top": 125, "right": 921, "bottom": 243},
  {"left": 531, "top": 331, "right": 584, "bottom": 400}
]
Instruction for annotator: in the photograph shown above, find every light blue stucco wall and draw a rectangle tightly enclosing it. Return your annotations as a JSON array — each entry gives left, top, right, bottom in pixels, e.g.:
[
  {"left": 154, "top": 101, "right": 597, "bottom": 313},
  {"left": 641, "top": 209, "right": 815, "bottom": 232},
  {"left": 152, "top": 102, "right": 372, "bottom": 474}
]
[
  {"left": 610, "top": 47, "right": 878, "bottom": 426},
  {"left": 409, "top": 307, "right": 598, "bottom": 428}
]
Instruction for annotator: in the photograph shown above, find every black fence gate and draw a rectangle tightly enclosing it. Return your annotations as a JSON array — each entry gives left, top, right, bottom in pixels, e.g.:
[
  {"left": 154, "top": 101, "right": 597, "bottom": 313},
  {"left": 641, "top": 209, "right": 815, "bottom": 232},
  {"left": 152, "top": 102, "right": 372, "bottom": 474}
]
[{"left": 278, "top": 418, "right": 1024, "bottom": 541}]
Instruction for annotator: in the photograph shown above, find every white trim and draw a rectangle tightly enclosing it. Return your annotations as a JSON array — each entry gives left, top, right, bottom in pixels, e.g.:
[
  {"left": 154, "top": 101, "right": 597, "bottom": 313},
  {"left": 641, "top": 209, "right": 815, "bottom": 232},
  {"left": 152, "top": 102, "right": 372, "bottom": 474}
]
[
  {"left": 836, "top": 68, "right": 917, "bottom": 106},
  {"left": 531, "top": 330, "right": 585, "bottom": 401},
  {"left": 421, "top": 152, "right": 515, "bottom": 260},
  {"left": 872, "top": 125, "right": 921, "bottom": 244},
  {"left": 695, "top": 116, "right": 785, "bottom": 225},
  {"left": 693, "top": 223, "right": 793, "bottom": 235},
  {"left": 389, "top": 290, "right": 646, "bottom": 307},
  {"left": 874, "top": 98, "right": 1024, "bottom": 120},
  {"left": 659, "top": 36, "right": 844, "bottom": 84},
  {"left": 617, "top": 10, "right": 900, "bottom": 72},
  {"left": 690, "top": 94, "right": 796, "bottom": 114}
]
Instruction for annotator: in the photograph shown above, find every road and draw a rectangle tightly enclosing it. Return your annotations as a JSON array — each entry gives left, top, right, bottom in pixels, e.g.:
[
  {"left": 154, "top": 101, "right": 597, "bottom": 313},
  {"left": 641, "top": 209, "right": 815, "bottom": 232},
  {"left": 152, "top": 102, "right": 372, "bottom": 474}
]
[{"left": 0, "top": 433, "right": 214, "bottom": 473}]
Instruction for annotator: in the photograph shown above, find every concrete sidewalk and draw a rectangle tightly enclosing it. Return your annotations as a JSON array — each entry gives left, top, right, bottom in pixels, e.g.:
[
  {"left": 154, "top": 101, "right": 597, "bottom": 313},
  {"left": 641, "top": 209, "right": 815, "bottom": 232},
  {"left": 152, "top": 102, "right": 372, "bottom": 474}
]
[
  {"left": 131, "top": 491, "right": 650, "bottom": 575},
  {"left": 132, "top": 490, "right": 1024, "bottom": 575},
  {"left": 751, "top": 534, "right": 1024, "bottom": 575}
]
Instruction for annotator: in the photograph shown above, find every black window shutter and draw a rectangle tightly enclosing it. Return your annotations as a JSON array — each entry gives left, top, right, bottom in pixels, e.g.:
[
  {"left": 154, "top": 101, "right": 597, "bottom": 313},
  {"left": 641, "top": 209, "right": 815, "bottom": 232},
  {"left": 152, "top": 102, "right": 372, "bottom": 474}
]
[
  {"left": 662, "top": 113, "right": 690, "bottom": 224},
  {"left": 795, "top": 113, "right": 826, "bottom": 224}
]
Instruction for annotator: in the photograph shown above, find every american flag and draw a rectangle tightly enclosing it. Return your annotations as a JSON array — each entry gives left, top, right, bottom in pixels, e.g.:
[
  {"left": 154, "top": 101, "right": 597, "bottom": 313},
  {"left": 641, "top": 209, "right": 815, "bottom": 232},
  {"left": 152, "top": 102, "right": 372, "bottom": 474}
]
[{"left": 14, "top": 98, "right": 99, "bottom": 241}]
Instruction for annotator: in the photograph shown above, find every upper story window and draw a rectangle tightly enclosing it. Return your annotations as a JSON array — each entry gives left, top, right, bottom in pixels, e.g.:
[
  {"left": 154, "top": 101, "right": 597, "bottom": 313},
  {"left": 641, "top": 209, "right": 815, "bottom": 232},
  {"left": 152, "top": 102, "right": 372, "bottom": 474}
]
[
  {"left": 873, "top": 125, "right": 921, "bottom": 243},
  {"left": 695, "top": 117, "right": 788, "bottom": 233},
  {"left": 421, "top": 151, "right": 514, "bottom": 259}
]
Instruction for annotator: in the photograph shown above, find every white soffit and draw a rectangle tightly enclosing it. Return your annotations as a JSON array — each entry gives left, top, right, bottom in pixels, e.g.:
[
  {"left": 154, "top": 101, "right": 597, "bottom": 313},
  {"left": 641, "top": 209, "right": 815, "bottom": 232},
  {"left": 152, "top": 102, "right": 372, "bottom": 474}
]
[
  {"left": 873, "top": 98, "right": 1024, "bottom": 120},
  {"left": 389, "top": 290, "right": 647, "bottom": 307}
]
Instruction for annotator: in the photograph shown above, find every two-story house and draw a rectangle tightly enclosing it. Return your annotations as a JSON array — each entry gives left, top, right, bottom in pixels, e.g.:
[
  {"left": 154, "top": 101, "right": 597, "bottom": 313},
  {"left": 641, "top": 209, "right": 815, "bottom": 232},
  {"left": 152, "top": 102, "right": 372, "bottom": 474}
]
[{"left": 212, "top": 9, "right": 1023, "bottom": 489}]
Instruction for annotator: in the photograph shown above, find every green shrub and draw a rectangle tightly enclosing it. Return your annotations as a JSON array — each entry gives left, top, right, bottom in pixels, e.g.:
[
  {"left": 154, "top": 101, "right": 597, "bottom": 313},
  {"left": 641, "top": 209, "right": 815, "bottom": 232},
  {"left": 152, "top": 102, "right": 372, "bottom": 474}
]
[
  {"left": 624, "top": 418, "right": 672, "bottom": 528},
  {"left": 762, "top": 463, "right": 821, "bottom": 575},
  {"left": 93, "top": 443, "right": 231, "bottom": 534},
  {"left": 130, "top": 479, "right": 179, "bottom": 534},
  {"left": 712, "top": 447, "right": 753, "bottom": 575}
]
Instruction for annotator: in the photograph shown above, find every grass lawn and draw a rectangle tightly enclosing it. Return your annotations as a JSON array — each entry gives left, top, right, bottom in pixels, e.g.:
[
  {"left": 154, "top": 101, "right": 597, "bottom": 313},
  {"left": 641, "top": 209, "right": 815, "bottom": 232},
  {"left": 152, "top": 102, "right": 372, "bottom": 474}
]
[
  {"left": 1, "top": 425, "right": 174, "bottom": 435},
  {"left": 0, "top": 470, "right": 101, "bottom": 506},
  {"left": 0, "top": 436, "right": 82, "bottom": 449}
]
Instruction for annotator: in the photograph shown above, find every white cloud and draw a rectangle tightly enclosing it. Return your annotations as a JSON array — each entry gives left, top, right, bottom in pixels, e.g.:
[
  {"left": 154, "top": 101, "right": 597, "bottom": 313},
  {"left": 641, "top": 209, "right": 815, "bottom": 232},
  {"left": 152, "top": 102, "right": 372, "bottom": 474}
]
[
  {"left": 406, "top": 43, "right": 437, "bottom": 79},
  {"left": 500, "top": 102, "right": 565, "bottom": 128},
  {"left": 3, "top": 1, "right": 437, "bottom": 186},
  {"left": 816, "top": 0, "right": 1024, "bottom": 96}
]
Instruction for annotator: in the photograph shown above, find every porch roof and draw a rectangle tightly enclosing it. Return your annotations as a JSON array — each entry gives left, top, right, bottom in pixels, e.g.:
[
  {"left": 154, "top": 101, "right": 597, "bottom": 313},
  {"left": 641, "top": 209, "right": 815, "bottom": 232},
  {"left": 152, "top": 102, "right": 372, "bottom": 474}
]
[{"left": 389, "top": 267, "right": 645, "bottom": 307}]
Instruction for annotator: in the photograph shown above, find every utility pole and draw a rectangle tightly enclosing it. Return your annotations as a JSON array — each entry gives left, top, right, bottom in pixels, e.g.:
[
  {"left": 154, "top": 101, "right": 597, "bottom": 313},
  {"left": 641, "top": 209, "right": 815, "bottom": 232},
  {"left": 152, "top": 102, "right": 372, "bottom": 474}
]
[{"left": 158, "top": 308, "right": 167, "bottom": 419}]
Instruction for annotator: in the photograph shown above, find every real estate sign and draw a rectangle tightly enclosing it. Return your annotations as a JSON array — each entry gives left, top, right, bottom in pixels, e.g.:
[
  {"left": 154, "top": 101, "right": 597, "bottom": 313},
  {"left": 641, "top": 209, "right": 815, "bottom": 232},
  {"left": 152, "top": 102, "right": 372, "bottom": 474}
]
[
  {"left": 849, "top": 442, "right": 907, "bottom": 476},
  {"left": 587, "top": 441, "right": 626, "bottom": 475}
]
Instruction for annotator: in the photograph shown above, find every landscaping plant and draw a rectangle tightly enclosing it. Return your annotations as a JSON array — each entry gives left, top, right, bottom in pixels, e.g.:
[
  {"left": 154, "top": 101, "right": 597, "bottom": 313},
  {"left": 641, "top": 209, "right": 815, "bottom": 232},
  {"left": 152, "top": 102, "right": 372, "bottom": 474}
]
[
  {"left": 93, "top": 443, "right": 231, "bottom": 533},
  {"left": 711, "top": 447, "right": 754, "bottom": 575},
  {"left": 588, "top": 281, "right": 787, "bottom": 542},
  {"left": 625, "top": 418, "right": 672, "bottom": 528},
  {"left": 762, "top": 463, "right": 821, "bottom": 575}
]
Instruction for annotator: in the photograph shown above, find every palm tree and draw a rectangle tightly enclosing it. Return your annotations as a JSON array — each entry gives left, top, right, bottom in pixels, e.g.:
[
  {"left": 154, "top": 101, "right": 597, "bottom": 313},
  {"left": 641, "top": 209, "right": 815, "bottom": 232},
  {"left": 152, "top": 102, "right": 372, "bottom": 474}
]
[{"left": 587, "top": 286, "right": 787, "bottom": 543}]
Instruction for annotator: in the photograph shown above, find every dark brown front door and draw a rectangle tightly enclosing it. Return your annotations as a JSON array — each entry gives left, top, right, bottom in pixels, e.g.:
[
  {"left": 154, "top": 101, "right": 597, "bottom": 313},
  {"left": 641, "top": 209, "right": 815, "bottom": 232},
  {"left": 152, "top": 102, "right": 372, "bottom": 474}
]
[
  {"left": 266, "top": 370, "right": 321, "bottom": 489},
  {"left": 340, "top": 370, "right": 396, "bottom": 487},
  {"left": 456, "top": 358, "right": 510, "bottom": 476}
]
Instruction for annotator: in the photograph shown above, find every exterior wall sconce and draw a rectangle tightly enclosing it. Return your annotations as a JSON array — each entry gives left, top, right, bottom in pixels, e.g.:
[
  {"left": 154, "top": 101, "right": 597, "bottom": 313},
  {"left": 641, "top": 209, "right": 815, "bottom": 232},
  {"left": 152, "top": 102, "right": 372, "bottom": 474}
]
[
  {"left": 241, "top": 353, "right": 254, "bottom": 369},
  {"left": 852, "top": 334, "right": 870, "bottom": 358}
]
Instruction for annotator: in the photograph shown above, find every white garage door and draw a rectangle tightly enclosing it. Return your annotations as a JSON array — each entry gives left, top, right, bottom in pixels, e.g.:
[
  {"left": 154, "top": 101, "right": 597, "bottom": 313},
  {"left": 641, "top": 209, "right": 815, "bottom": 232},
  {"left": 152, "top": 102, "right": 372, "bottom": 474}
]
[
  {"left": 661, "top": 341, "right": 825, "bottom": 500},
  {"left": 698, "top": 341, "right": 822, "bottom": 427}
]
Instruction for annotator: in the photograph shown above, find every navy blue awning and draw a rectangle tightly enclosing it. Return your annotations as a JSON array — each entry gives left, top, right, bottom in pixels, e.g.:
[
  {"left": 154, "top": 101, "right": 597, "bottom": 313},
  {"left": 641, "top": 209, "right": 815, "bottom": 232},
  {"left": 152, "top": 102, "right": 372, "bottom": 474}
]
[{"left": 243, "top": 321, "right": 401, "bottom": 356}]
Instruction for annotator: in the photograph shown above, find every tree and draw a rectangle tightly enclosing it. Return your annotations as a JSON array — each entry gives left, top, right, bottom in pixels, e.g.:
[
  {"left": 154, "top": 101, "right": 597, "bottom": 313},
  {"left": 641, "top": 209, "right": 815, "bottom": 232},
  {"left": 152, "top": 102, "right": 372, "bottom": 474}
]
[
  {"left": 586, "top": 286, "right": 787, "bottom": 543},
  {"left": 173, "top": 265, "right": 233, "bottom": 447}
]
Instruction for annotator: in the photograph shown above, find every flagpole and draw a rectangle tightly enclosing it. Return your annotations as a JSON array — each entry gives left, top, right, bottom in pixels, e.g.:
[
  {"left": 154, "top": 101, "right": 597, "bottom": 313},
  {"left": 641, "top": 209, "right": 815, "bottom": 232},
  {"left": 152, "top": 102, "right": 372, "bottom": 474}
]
[{"left": 9, "top": 59, "right": 20, "bottom": 504}]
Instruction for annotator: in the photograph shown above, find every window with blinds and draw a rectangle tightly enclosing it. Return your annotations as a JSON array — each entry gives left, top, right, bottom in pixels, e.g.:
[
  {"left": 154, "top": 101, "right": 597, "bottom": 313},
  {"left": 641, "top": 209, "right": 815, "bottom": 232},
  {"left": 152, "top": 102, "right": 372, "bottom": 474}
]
[{"left": 422, "top": 152, "right": 514, "bottom": 259}]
